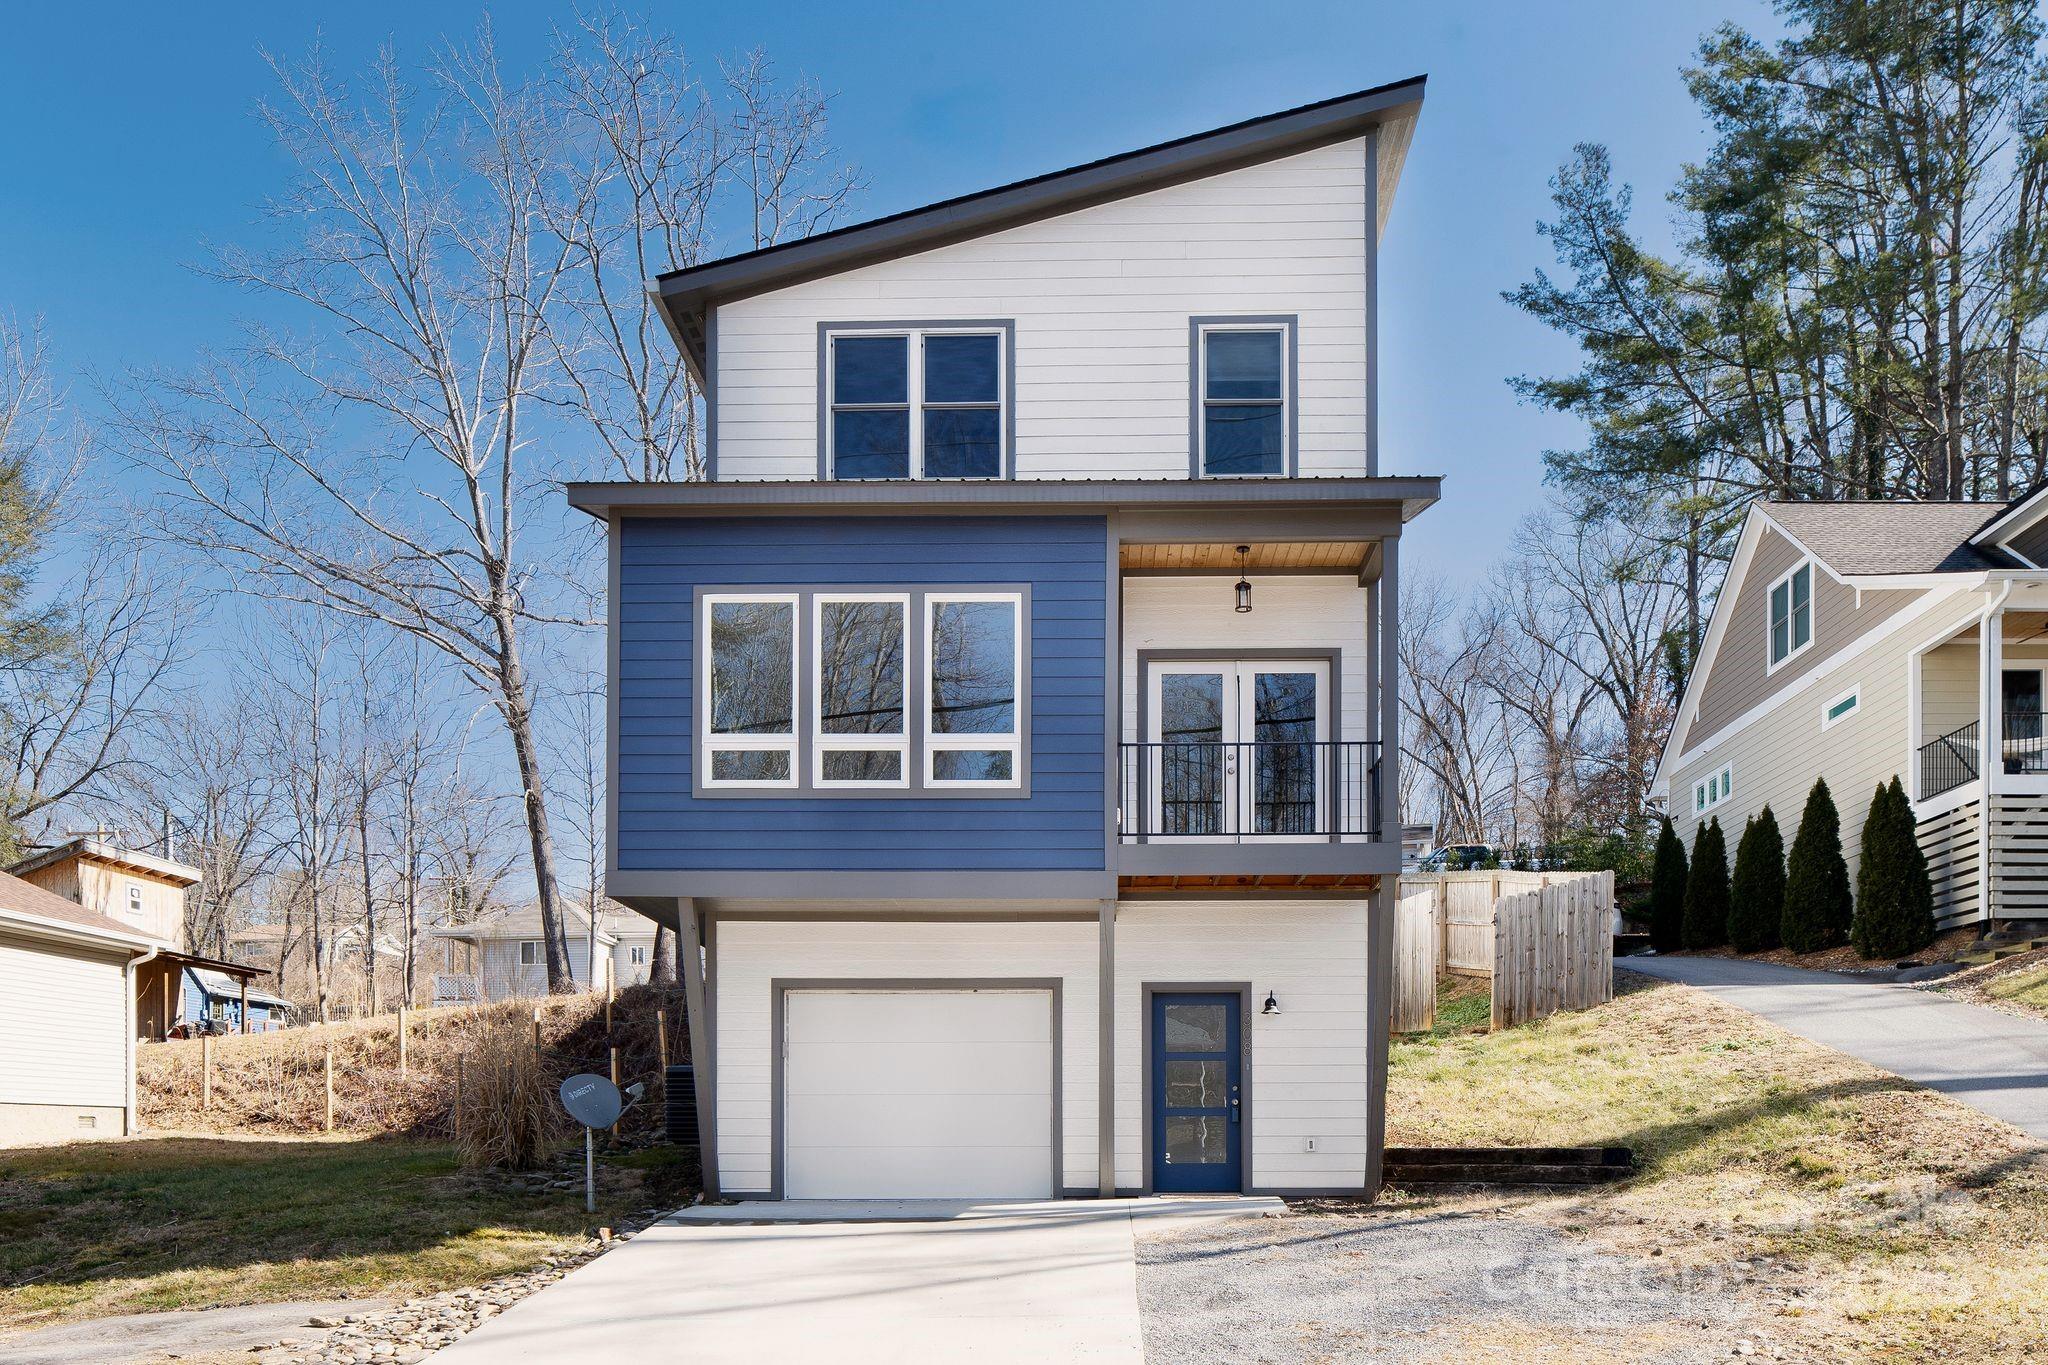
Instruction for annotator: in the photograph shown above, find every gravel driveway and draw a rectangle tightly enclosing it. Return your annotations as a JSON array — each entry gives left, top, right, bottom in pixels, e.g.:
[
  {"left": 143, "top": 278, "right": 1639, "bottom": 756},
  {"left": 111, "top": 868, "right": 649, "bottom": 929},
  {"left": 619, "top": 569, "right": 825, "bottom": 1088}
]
[{"left": 1136, "top": 1204, "right": 1752, "bottom": 1363}]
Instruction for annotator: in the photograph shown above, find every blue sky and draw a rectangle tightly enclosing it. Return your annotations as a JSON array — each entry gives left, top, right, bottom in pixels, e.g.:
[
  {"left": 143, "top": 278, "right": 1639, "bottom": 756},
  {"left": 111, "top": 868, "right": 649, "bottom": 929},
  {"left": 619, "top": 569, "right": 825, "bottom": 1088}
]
[{"left": 0, "top": 0, "right": 1773, "bottom": 582}]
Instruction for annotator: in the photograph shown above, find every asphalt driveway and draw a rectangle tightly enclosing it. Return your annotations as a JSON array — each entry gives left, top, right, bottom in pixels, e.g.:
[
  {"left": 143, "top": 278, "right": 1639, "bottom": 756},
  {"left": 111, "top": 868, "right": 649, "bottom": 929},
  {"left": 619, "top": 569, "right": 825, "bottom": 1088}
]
[
  {"left": 1626, "top": 955, "right": 2048, "bottom": 1140},
  {"left": 428, "top": 1198, "right": 1278, "bottom": 1363}
]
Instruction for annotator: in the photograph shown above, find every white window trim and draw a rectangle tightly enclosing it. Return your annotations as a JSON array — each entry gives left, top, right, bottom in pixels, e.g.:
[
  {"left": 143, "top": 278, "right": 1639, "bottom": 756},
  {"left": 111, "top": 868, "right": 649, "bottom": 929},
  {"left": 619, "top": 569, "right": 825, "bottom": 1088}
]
[
  {"left": 700, "top": 592, "right": 801, "bottom": 790},
  {"left": 1196, "top": 321, "right": 1292, "bottom": 479},
  {"left": 519, "top": 940, "right": 542, "bottom": 967},
  {"left": 1765, "top": 559, "right": 1815, "bottom": 674},
  {"left": 826, "top": 326, "right": 1007, "bottom": 481},
  {"left": 924, "top": 591, "right": 1025, "bottom": 789},
  {"left": 1820, "top": 686, "right": 1861, "bottom": 730},
  {"left": 813, "top": 592, "right": 912, "bottom": 789},
  {"left": 629, "top": 945, "right": 647, "bottom": 965},
  {"left": 1693, "top": 763, "right": 1734, "bottom": 815},
  {"left": 126, "top": 883, "right": 145, "bottom": 917}
]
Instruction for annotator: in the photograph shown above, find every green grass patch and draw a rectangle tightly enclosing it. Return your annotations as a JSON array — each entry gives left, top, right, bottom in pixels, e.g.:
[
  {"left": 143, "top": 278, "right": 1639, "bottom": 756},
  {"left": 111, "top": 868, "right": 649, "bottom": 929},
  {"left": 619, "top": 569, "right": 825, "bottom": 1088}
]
[
  {"left": 1984, "top": 962, "right": 2048, "bottom": 1013},
  {"left": 0, "top": 1135, "right": 660, "bottom": 1332}
]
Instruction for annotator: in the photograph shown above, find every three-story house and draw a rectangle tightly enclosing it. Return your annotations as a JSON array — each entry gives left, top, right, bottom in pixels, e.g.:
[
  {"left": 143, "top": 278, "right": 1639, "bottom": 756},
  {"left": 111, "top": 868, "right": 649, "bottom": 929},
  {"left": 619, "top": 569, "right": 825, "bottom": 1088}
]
[{"left": 571, "top": 77, "right": 1438, "bottom": 1201}]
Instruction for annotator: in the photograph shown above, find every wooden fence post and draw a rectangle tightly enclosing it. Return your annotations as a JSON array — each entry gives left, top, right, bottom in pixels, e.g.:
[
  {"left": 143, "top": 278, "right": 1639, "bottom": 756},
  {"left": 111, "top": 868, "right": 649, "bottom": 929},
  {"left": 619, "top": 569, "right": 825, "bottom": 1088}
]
[
  {"left": 454, "top": 1053, "right": 465, "bottom": 1143},
  {"left": 201, "top": 1035, "right": 212, "bottom": 1111},
  {"left": 323, "top": 1046, "right": 335, "bottom": 1133},
  {"left": 609, "top": 1045, "right": 621, "bottom": 1137},
  {"left": 398, "top": 1005, "right": 409, "bottom": 1078},
  {"left": 532, "top": 1007, "right": 543, "bottom": 1064},
  {"left": 656, "top": 1010, "right": 668, "bottom": 1071}
]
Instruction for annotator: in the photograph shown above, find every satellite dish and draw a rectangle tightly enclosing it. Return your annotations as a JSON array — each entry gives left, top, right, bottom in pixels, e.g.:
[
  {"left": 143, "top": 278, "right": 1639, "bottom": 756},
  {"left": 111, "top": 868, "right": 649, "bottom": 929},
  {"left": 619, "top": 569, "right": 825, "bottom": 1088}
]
[{"left": 559, "top": 1073, "right": 623, "bottom": 1129}]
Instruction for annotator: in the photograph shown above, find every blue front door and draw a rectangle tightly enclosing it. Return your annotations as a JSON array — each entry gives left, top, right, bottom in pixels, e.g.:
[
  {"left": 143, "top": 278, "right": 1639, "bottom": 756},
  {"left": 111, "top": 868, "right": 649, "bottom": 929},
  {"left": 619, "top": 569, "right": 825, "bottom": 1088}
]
[{"left": 1149, "top": 991, "right": 1243, "bottom": 1193}]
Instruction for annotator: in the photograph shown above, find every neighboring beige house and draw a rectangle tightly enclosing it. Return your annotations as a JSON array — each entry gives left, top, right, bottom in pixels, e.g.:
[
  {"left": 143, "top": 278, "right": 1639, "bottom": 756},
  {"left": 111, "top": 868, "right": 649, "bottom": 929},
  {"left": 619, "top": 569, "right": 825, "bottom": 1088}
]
[
  {"left": 9, "top": 837, "right": 199, "bottom": 950},
  {"left": 0, "top": 869, "right": 158, "bottom": 1144},
  {"left": 429, "top": 902, "right": 658, "bottom": 1004},
  {"left": 1657, "top": 494, "right": 2048, "bottom": 930}
]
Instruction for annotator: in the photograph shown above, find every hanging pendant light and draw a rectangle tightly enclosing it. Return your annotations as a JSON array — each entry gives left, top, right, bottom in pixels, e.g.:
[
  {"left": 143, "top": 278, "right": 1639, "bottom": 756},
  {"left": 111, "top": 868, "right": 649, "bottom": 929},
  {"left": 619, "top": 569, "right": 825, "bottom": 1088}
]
[{"left": 1233, "top": 545, "right": 1253, "bottom": 613}]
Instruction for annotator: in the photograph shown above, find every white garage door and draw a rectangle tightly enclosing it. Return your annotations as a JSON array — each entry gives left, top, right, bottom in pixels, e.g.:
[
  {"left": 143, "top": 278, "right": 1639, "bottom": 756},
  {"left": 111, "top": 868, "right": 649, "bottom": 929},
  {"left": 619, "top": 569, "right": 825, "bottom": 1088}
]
[{"left": 783, "top": 989, "right": 1054, "bottom": 1199}]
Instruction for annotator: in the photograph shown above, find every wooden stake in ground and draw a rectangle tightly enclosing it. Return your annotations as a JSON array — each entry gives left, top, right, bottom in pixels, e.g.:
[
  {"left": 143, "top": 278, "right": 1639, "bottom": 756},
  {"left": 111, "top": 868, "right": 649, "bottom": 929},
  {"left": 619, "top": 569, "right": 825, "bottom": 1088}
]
[
  {"left": 397, "top": 1005, "right": 409, "bottom": 1078},
  {"left": 656, "top": 1010, "right": 668, "bottom": 1071},
  {"left": 609, "top": 1045, "right": 621, "bottom": 1137},
  {"left": 453, "top": 1053, "right": 465, "bottom": 1142},
  {"left": 201, "top": 1034, "right": 212, "bottom": 1111},
  {"left": 532, "top": 1008, "right": 543, "bottom": 1064},
  {"left": 323, "top": 1045, "right": 335, "bottom": 1133}
]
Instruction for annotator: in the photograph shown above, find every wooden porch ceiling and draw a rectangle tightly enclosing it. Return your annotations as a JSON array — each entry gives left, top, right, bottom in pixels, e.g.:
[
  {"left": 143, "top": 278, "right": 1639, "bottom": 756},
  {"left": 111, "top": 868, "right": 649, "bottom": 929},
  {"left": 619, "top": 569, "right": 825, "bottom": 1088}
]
[
  {"left": 1118, "top": 873, "right": 1383, "bottom": 896},
  {"left": 1119, "top": 542, "right": 1368, "bottom": 572}
]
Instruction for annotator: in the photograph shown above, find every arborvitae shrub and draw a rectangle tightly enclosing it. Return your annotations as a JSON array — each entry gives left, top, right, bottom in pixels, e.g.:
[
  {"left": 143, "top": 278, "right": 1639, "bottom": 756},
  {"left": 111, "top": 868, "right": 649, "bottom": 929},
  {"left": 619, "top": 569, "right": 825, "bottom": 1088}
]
[
  {"left": 1727, "top": 807, "right": 1785, "bottom": 953},
  {"left": 1682, "top": 816, "right": 1730, "bottom": 950},
  {"left": 1783, "top": 777, "right": 1852, "bottom": 953},
  {"left": 1852, "top": 776, "right": 1938, "bottom": 960},
  {"left": 1649, "top": 817, "right": 1687, "bottom": 952}
]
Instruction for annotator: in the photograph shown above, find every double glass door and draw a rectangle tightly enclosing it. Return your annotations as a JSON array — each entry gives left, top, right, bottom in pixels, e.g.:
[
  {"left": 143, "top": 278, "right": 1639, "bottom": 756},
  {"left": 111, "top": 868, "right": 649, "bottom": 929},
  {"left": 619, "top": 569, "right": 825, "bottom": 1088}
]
[{"left": 1145, "top": 659, "right": 1329, "bottom": 839}]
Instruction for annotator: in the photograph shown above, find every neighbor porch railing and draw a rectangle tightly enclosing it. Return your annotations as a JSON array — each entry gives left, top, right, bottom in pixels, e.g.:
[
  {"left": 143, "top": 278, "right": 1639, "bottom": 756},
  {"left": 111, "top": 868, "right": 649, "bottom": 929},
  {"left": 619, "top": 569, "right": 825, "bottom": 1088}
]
[{"left": 1116, "top": 739, "right": 1381, "bottom": 842}]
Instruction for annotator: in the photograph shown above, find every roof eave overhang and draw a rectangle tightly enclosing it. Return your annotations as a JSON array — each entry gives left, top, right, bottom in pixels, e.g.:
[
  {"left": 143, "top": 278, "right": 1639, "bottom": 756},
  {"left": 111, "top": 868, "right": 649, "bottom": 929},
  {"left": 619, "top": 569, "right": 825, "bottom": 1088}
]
[
  {"left": 650, "top": 77, "right": 1425, "bottom": 380},
  {"left": 566, "top": 475, "right": 1441, "bottom": 525},
  {"left": 0, "top": 906, "right": 158, "bottom": 954}
]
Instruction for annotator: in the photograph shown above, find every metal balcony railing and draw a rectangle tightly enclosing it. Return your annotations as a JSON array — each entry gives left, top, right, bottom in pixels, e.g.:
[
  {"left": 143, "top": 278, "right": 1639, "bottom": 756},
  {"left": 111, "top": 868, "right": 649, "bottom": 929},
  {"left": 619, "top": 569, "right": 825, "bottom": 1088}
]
[
  {"left": 1117, "top": 740, "right": 1381, "bottom": 842},
  {"left": 1919, "top": 721, "right": 1979, "bottom": 799},
  {"left": 2004, "top": 709, "right": 2048, "bottom": 775}
]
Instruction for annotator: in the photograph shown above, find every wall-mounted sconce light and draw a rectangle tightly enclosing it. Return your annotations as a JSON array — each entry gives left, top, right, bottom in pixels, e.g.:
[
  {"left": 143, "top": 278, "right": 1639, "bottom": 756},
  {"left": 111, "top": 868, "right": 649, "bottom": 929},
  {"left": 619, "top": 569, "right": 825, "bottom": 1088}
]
[
  {"left": 1262, "top": 990, "right": 1281, "bottom": 1016},
  {"left": 1234, "top": 545, "right": 1253, "bottom": 614}
]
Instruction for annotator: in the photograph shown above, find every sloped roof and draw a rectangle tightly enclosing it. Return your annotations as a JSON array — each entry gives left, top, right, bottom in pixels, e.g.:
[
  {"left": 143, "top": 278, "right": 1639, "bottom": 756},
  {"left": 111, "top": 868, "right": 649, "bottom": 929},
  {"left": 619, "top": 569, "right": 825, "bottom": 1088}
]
[
  {"left": 1764, "top": 501, "right": 2019, "bottom": 576},
  {"left": 431, "top": 901, "right": 654, "bottom": 944},
  {"left": 0, "top": 868, "right": 158, "bottom": 948},
  {"left": 188, "top": 967, "right": 293, "bottom": 1009},
  {"left": 650, "top": 77, "right": 1425, "bottom": 378},
  {"left": 9, "top": 837, "right": 202, "bottom": 887}
]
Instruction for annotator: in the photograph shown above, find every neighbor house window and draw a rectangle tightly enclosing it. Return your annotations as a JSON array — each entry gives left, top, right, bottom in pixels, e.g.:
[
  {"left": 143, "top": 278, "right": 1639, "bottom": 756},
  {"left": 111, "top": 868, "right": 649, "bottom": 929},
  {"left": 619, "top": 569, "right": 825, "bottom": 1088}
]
[
  {"left": 814, "top": 594, "right": 910, "bottom": 786},
  {"left": 701, "top": 593, "right": 800, "bottom": 787},
  {"left": 519, "top": 940, "right": 542, "bottom": 967},
  {"left": 827, "top": 327, "right": 1005, "bottom": 479},
  {"left": 1693, "top": 764, "right": 1733, "bottom": 815},
  {"left": 1196, "top": 321, "right": 1291, "bottom": 477},
  {"left": 126, "top": 884, "right": 144, "bottom": 918},
  {"left": 629, "top": 946, "right": 647, "bottom": 965},
  {"left": 1768, "top": 561, "right": 1813, "bottom": 670},
  {"left": 925, "top": 593, "right": 1023, "bottom": 787},
  {"left": 1821, "top": 687, "right": 1860, "bottom": 729}
]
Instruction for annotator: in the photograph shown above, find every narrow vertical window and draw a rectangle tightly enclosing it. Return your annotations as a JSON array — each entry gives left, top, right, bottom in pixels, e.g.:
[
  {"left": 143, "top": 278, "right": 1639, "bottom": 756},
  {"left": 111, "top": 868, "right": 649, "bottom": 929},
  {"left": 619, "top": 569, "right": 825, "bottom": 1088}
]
[
  {"left": 926, "top": 593, "right": 1023, "bottom": 786},
  {"left": 702, "top": 594, "right": 800, "bottom": 786},
  {"left": 815, "top": 594, "right": 910, "bottom": 786},
  {"left": 830, "top": 335, "right": 910, "bottom": 479},
  {"left": 922, "top": 334, "right": 1001, "bottom": 477},
  {"left": 1768, "top": 561, "right": 1813, "bottom": 669},
  {"left": 1200, "top": 326, "right": 1287, "bottom": 476}
]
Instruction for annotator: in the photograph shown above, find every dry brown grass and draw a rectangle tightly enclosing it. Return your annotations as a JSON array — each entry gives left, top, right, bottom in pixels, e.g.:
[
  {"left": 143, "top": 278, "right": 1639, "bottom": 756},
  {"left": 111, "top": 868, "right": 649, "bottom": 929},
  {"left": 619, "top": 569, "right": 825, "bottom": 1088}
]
[
  {"left": 451, "top": 1014, "right": 556, "bottom": 1170},
  {"left": 1674, "top": 923, "right": 1982, "bottom": 973},
  {"left": 1389, "top": 970, "right": 2048, "bottom": 1361}
]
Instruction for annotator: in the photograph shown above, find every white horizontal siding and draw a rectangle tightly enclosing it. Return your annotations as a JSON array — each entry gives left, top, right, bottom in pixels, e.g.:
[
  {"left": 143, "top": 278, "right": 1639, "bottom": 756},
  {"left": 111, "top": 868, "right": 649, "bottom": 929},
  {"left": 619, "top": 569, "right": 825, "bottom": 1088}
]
[
  {"left": 1114, "top": 900, "right": 1370, "bottom": 1191},
  {"left": 0, "top": 931, "right": 129, "bottom": 1109},
  {"left": 713, "top": 138, "right": 1370, "bottom": 482},
  {"left": 712, "top": 919, "right": 1100, "bottom": 1195}
]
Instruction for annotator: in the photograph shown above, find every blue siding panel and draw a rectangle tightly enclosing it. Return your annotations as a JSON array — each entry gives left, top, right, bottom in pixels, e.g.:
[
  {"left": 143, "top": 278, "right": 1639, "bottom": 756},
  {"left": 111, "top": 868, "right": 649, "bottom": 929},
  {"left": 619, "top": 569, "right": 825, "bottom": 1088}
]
[{"left": 617, "top": 515, "right": 1107, "bottom": 872}]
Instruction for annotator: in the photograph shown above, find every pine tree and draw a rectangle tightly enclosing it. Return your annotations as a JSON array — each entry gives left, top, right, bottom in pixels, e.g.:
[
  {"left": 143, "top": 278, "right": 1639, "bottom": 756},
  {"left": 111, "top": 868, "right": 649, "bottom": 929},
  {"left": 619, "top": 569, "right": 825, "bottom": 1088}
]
[
  {"left": 1852, "top": 776, "right": 1937, "bottom": 959},
  {"left": 1727, "top": 807, "right": 1785, "bottom": 953},
  {"left": 1649, "top": 817, "right": 1687, "bottom": 952},
  {"left": 1783, "top": 777, "right": 1852, "bottom": 953},
  {"left": 1682, "top": 817, "right": 1730, "bottom": 950}
]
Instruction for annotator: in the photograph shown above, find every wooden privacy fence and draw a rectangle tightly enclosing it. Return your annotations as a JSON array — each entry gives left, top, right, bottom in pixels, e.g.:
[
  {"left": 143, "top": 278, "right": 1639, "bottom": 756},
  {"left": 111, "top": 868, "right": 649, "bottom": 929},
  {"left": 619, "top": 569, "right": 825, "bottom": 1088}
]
[{"left": 1393, "top": 869, "right": 1616, "bottom": 1032}]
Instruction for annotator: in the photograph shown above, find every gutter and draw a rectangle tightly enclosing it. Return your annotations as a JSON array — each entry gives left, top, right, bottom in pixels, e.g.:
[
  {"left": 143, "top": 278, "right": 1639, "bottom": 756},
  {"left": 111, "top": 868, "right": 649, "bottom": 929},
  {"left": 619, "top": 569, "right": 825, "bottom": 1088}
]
[{"left": 1979, "top": 578, "right": 2017, "bottom": 930}]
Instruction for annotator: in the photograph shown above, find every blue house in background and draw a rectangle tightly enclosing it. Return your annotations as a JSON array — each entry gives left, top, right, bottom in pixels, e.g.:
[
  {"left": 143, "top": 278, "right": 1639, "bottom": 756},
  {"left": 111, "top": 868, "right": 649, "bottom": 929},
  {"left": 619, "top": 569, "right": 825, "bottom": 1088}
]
[
  {"left": 180, "top": 967, "right": 292, "bottom": 1034},
  {"left": 574, "top": 79, "right": 1438, "bottom": 1202}
]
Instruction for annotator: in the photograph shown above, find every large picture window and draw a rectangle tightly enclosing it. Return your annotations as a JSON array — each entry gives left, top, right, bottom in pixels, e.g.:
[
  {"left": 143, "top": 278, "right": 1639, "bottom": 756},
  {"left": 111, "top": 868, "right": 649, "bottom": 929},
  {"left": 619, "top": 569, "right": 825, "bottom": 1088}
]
[
  {"left": 826, "top": 325, "right": 1007, "bottom": 479},
  {"left": 697, "top": 587, "right": 1026, "bottom": 794},
  {"left": 926, "top": 594, "right": 1023, "bottom": 787},
  {"left": 814, "top": 594, "right": 910, "bottom": 787},
  {"left": 702, "top": 594, "right": 799, "bottom": 787},
  {"left": 1195, "top": 320, "right": 1293, "bottom": 477}
]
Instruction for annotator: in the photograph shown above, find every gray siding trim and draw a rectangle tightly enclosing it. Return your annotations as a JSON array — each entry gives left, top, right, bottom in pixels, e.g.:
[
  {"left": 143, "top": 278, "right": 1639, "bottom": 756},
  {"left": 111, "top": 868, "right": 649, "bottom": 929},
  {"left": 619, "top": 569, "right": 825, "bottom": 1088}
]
[
  {"left": 1378, "top": 537, "right": 1400, "bottom": 841},
  {"left": 704, "top": 308, "right": 719, "bottom": 480},
  {"left": 1364, "top": 127, "right": 1379, "bottom": 477},
  {"left": 1130, "top": 647, "right": 1345, "bottom": 845},
  {"left": 1187, "top": 316, "right": 1300, "bottom": 479},
  {"left": 609, "top": 870, "right": 1117, "bottom": 901},
  {"left": 813, "top": 321, "right": 1018, "bottom": 482},
  {"left": 690, "top": 583, "right": 1034, "bottom": 800},
  {"left": 1117, "top": 844, "right": 1400, "bottom": 876},
  {"left": 606, "top": 515, "right": 622, "bottom": 882},
  {"left": 768, "top": 977, "right": 1064, "bottom": 1202},
  {"left": 1139, "top": 982, "right": 1254, "bottom": 1196},
  {"left": 678, "top": 898, "right": 718, "bottom": 1199},
  {"left": 1104, "top": 514, "right": 1122, "bottom": 872},
  {"left": 704, "top": 908, "right": 1099, "bottom": 922},
  {"left": 568, "top": 476, "right": 1441, "bottom": 520},
  {"left": 1363, "top": 879, "right": 1392, "bottom": 1197}
]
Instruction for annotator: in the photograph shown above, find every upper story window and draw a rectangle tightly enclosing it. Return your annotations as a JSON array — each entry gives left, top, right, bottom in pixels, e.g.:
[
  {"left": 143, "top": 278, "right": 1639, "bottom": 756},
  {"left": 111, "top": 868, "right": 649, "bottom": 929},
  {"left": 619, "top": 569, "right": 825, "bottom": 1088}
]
[
  {"left": 825, "top": 325, "right": 1009, "bottom": 480},
  {"left": 126, "top": 883, "right": 145, "bottom": 918},
  {"left": 1194, "top": 318, "right": 1295, "bottom": 477},
  {"left": 700, "top": 586, "right": 1027, "bottom": 794},
  {"left": 1767, "top": 560, "right": 1814, "bottom": 671}
]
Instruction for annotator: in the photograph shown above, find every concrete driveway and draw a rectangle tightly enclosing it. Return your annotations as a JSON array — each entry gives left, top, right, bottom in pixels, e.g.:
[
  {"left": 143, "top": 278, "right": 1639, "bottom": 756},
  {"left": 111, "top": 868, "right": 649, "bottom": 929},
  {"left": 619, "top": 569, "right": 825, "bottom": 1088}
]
[
  {"left": 1627, "top": 955, "right": 2048, "bottom": 1140},
  {"left": 429, "top": 1198, "right": 1278, "bottom": 1363}
]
